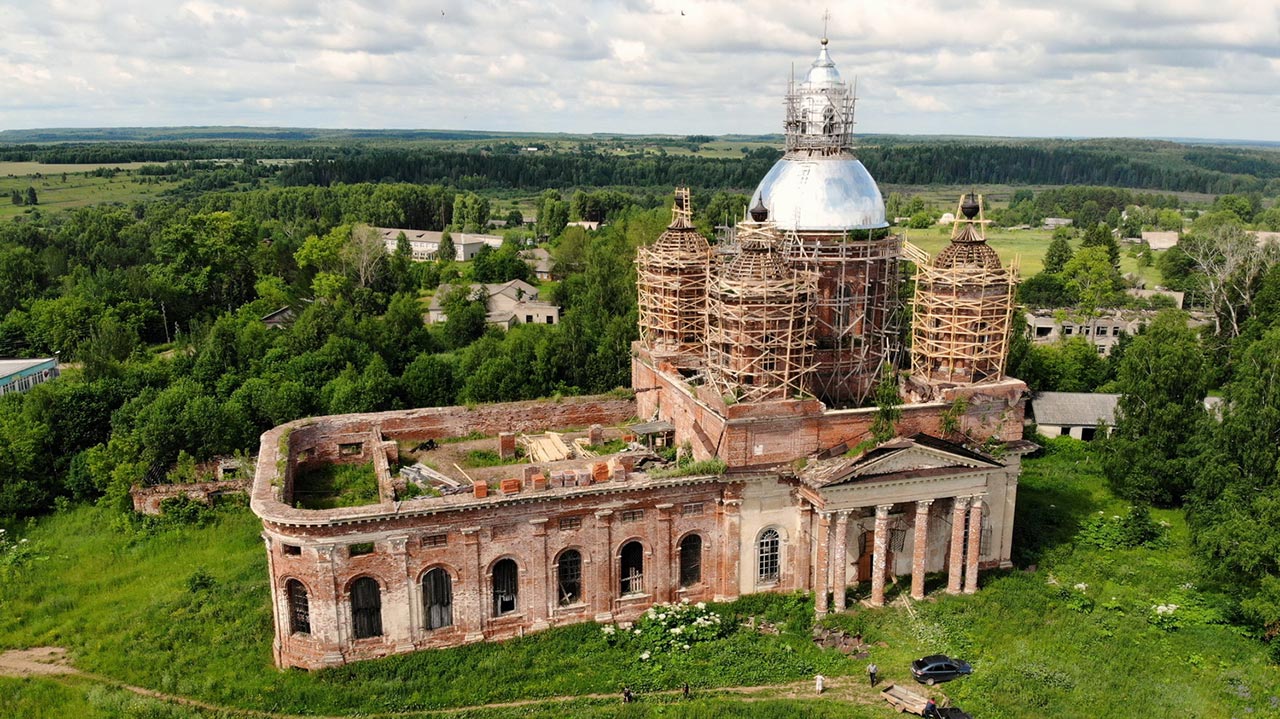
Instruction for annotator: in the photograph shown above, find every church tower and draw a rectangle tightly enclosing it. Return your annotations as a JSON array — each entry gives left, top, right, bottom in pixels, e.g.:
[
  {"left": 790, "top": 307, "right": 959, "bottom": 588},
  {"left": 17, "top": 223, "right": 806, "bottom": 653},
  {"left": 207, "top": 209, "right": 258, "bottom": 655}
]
[
  {"left": 906, "top": 194, "right": 1019, "bottom": 401},
  {"left": 750, "top": 36, "right": 902, "bottom": 406},
  {"left": 636, "top": 188, "right": 711, "bottom": 364},
  {"left": 704, "top": 202, "right": 818, "bottom": 403}
]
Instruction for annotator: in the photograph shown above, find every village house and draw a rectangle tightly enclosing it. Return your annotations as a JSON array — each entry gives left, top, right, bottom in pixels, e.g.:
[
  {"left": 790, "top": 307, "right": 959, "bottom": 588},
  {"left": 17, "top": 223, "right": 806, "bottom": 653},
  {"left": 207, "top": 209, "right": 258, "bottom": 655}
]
[
  {"left": 426, "top": 280, "right": 559, "bottom": 328},
  {"left": 1030, "top": 392, "right": 1118, "bottom": 441}
]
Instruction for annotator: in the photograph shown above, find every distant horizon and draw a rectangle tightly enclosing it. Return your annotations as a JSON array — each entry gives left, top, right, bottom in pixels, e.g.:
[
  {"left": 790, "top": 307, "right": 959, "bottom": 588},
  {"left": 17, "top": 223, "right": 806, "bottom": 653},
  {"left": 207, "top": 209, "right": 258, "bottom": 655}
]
[{"left": 3, "top": 124, "right": 1279, "bottom": 149}]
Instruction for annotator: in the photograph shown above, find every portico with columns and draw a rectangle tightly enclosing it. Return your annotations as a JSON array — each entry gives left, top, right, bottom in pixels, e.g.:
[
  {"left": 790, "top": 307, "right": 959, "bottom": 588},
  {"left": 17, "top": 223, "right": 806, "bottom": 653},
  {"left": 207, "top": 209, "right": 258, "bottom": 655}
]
[{"left": 798, "top": 433, "right": 1032, "bottom": 613}]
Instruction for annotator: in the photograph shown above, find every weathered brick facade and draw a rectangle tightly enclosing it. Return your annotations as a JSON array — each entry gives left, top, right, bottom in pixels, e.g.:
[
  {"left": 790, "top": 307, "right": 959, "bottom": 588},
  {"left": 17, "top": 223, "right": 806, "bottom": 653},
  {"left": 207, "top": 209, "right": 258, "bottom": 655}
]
[{"left": 252, "top": 388, "right": 1027, "bottom": 669}]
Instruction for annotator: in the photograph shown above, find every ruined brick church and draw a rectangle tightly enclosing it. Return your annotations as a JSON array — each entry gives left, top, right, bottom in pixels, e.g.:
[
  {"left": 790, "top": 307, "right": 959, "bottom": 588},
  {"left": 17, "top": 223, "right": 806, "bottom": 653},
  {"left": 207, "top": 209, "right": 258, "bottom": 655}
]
[{"left": 251, "top": 37, "right": 1030, "bottom": 670}]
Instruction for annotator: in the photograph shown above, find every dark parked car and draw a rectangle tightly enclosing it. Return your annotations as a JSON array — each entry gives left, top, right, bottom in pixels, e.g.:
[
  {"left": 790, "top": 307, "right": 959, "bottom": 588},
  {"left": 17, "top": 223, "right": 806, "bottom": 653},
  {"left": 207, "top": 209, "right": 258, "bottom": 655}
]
[{"left": 910, "top": 654, "right": 972, "bottom": 685}]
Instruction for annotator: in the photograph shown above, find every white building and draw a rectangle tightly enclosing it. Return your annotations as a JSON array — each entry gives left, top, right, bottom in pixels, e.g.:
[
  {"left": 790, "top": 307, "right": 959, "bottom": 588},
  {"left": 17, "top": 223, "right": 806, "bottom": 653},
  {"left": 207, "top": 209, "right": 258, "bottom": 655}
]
[
  {"left": 0, "top": 358, "right": 59, "bottom": 396},
  {"left": 378, "top": 228, "right": 505, "bottom": 262},
  {"left": 1031, "top": 392, "right": 1118, "bottom": 441}
]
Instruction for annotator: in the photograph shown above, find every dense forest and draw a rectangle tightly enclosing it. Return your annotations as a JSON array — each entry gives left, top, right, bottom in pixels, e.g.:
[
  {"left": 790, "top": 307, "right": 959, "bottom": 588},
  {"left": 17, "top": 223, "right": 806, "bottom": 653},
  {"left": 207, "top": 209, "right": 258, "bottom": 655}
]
[
  {"left": 5, "top": 130, "right": 1280, "bottom": 195},
  {"left": 278, "top": 142, "right": 1280, "bottom": 195}
]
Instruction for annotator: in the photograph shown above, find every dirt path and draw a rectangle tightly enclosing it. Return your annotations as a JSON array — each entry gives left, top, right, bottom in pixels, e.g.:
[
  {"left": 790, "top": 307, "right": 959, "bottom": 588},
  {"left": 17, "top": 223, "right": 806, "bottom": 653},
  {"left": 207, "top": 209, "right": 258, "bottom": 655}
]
[
  {"left": 0, "top": 647, "right": 78, "bottom": 677},
  {"left": 0, "top": 648, "right": 888, "bottom": 718}
]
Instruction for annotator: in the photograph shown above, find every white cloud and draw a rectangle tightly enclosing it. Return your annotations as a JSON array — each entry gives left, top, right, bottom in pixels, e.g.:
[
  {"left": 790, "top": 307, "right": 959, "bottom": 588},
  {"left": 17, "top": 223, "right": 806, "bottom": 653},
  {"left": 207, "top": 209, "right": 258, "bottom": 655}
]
[{"left": 0, "top": 0, "right": 1276, "bottom": 140}]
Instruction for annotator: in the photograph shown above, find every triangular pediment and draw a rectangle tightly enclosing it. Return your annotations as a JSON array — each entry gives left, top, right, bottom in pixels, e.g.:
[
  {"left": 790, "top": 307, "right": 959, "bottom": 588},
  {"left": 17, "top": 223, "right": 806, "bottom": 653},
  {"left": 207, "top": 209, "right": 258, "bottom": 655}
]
[{"left": 815, "top": 434, "right": 1001, "bottom": 488}]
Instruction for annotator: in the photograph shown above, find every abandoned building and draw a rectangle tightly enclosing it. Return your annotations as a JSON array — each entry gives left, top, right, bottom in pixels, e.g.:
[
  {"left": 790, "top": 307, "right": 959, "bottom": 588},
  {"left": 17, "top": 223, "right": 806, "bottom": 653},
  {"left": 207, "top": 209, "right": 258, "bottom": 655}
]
[
  {"left": 251, "top": 37, "right": 1032, "bottom": 670},
  {"left": 426, "top": 279, "right": 559, "bottom": 328}
]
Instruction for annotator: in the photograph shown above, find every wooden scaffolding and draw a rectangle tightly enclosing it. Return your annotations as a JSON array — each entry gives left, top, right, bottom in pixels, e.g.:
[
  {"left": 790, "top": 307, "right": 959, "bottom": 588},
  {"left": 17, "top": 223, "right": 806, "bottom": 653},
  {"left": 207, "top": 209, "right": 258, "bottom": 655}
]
[
  {"left": 785, "top": 231, "right": 903, "bottom": 406},
  {"left": 909, "top": 194, "right": 1018, "bottom": 389},
  {"left": 705, "top": 219, "right": 818, "bottom": 403},
  {"left": 636, "top": 188, "right": 711, "bottom": 359}
]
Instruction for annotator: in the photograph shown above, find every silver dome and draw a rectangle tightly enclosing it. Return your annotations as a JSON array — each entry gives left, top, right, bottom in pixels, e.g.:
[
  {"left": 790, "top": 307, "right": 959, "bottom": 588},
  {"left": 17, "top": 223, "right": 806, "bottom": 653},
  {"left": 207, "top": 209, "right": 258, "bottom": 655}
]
[
  {"left": 806, "top": 45, "right": 842, "bottom": 88},
  {"left": 750, "top": 155, "right": 888, "bottom": 232}
]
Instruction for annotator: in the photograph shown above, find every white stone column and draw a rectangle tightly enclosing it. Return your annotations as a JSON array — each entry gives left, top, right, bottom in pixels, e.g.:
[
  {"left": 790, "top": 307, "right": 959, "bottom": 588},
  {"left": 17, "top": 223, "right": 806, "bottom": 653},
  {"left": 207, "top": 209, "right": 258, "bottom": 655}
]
[
  {"left": 964, "top": 496, "right": 985, "bottom": 594},
  {"left": 911, "top": 499, "right": 933, "bottom": 601},
  {"left": 832, "top": 512, "right": 850, "bottom": 612},
  {"left": 947, "top": 497, "right": 969, "bottom": 595},
  {"left": 870, "top": 504, "right": 892, "bottom": 607}
]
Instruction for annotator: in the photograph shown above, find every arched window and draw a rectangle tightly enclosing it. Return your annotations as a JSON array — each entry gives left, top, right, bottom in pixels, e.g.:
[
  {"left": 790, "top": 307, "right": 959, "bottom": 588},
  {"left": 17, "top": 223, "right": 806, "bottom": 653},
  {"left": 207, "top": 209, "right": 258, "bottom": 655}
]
[
  {"left": 620, "top": 541, "right": 644, "bottom": 596},
  {"left": 679, "top": 534, "right": 702, "bottom": 587},
  {"left": 822, "top": 105, "right": 836, "bottom": 136},
  {"left": 757, "top": 529, "right": 780, "bottom": 585},
  {"left": 557, "top": 550, "right": 583, "bottom": 606},
  {"left": 492, "top": 559, "right": 518, "bottom": 616},
  {"left": 422, "top": 568, "right": 453, "bottom": 630},
  {"left": 286, "top": 579, "right": 310, "bottom": 635},
  {"left": 351, "top": 577, "right": 382, "bottom": 639}
]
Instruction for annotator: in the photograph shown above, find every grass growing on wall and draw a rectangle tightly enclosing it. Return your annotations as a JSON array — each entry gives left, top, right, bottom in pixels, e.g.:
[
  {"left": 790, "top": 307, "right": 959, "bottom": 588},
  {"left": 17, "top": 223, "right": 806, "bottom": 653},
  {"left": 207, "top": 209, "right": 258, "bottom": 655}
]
[{"left": 290, "top": 462, "right": 380, "bottom": 509}]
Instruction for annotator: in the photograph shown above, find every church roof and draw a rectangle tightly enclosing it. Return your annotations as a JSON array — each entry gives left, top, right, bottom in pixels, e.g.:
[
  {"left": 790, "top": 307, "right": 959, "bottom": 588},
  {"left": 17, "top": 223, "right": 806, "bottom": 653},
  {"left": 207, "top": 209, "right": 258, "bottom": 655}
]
[{"left": 802, "top": 433, "right": 1002, "bottom": 489}]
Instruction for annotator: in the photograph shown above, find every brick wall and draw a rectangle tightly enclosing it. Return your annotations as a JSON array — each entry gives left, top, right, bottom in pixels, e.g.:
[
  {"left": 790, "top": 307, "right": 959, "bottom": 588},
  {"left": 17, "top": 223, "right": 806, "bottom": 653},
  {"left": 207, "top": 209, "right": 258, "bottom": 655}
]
[
  {"left": 264, "top": 480, "right": 739, "bottom": 669},
  {"left": 129, "top": 480, "right": 249, "bottom": 515}
]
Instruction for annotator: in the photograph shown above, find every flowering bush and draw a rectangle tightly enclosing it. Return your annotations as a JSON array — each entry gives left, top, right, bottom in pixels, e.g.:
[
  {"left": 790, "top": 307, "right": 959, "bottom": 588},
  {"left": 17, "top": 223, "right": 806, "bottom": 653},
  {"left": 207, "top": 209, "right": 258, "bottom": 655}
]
[
  {"left": 602, "top": 600, "right": 728, "bottom": 656},
  {"left": 0, "top": 527, "right": 41, "bottom": 577},
  {"left": 1150, "top": 603, "right": 1181, "bottom": 631},
  {"left": 1077, "top": 505, "right": 1167, "bottom": 550}
]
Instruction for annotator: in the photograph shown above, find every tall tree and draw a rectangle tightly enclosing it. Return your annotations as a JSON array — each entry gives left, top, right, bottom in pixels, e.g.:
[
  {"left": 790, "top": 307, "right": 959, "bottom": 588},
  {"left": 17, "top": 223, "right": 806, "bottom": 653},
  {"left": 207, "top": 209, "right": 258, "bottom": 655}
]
[
  {"left": 1079, "top": 222, "right": 1119, "bottom": 268},
  {"left": 1180, "top": 222, "right": 1279, "bottom": 338},
  {"left": 1102, "top": 311, "right": 1208, "bottom": 505},
  {"left": 1042, "top": 233, "right": 1074, "bottom": 274},
  {"left": 1062, "top": 246, "right": 1120, "bottom": 318},
  {"left": 345, "top": 223, "right": 386, "bottom": 289}
]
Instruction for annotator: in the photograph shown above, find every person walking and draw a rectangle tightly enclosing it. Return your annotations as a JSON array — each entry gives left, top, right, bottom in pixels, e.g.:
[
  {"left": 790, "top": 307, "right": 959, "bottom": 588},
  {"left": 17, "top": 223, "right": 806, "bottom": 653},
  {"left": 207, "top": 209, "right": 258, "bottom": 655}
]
[
  {"left": 682, "top": 682, "right": 690, "bottom": 700},
  {"left": 622, "top": 686, "right": 633, "bottom": 704},
  {"left": 867, "top": 661, "right": 878, "bottom": 687}
]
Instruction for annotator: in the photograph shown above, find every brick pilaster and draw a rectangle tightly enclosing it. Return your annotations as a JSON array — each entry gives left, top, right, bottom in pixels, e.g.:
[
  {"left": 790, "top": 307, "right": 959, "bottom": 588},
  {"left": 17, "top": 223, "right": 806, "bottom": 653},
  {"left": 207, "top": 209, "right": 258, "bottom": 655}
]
[
  {"left": 592, "top": 510, "right": 614, "bottom": 621},
  {"left": 655, "top": 503, "right": 675, "bottom": 603},
  {"left": 460, "top": 527, "right": 484, "bottom": 641},
  {"left": 529, "top": 518, "right": 550, "bottom": 629}
]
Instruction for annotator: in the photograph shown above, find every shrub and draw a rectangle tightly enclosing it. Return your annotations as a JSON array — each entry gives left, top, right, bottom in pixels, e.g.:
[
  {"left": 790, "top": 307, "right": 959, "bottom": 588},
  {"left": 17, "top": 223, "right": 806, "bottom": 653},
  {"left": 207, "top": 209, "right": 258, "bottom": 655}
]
[
  {"left": 602, "top": 600, "right": 727, "bottom": 656},
  {"left": 1076, "top": 505, "right": 1167, "bottom": 550},
  {"left": 184, "top": 568, "right": 216, "bottom": 593}
]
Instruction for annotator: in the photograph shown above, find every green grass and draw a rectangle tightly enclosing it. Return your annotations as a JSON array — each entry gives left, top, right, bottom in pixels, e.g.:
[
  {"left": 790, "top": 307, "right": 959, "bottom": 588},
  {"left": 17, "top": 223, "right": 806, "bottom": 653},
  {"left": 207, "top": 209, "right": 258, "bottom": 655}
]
[
  {"left": 823, "top": 440, "right": 1280, "bottom": 719},
  {"left": 461, "top": 448, "right": 526, "bottom": 468},
  {"left": 1, "top": 442, "right": 1277, "bottom": 717},
  {"left": 0, "top": 508, "right": 853, "bottom": 716},
  {"left": 905, "top": 225, "right": 1168, "bottom": 287},
  {"left": 291, "top": 462, "right": 380, "bottom": 509},
  {"left": 0, "top": 676, "right": 230, "bottom": 718},
  {"left": 0, "top": 170, "right": 183, "bottom": 220}
]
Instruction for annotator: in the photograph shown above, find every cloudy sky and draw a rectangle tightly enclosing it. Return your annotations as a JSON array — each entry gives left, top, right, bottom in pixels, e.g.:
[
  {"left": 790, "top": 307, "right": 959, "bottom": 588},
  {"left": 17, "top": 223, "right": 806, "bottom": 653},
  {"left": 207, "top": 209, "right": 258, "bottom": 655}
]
[{"left": 3, "top": 0, "right": 1279, "bottom": 141}]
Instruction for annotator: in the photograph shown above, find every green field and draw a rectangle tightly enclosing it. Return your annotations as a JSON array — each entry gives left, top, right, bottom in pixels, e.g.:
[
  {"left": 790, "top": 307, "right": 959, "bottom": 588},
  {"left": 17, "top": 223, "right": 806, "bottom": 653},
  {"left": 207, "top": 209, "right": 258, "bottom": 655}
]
[
  {"left": 1, "top": 441, "right": 1276, "bottom": 718},
  {"left": 905, "top": 225, "right": 1166, "bottom": 286},
  {"left": 0, "top": 169, "right": 181, "bottom": 220}
]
